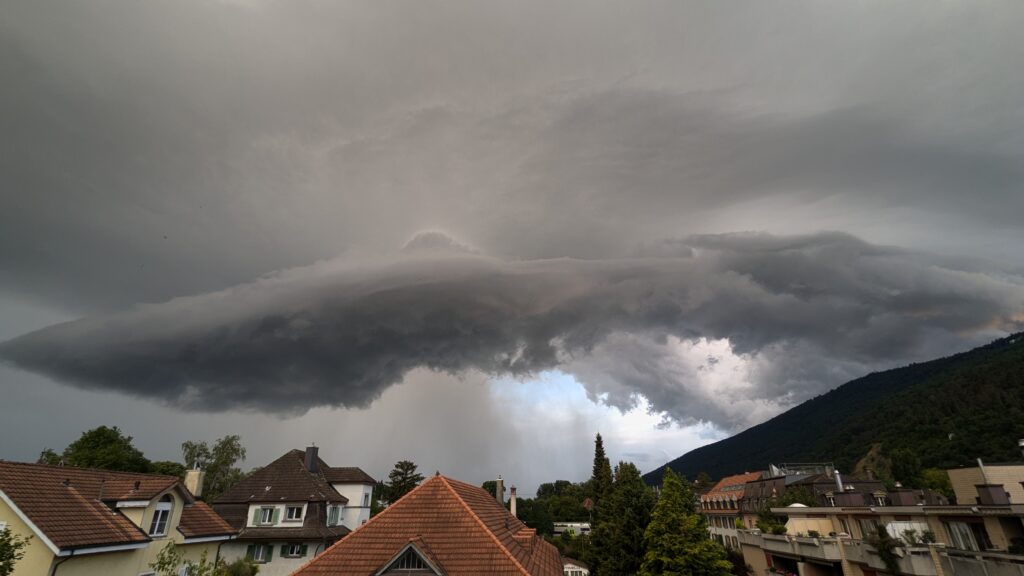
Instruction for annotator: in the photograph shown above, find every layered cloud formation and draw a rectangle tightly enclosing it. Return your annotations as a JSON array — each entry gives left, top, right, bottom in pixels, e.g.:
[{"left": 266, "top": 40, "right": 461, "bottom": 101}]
[{"left": 3, "top": 231, "right": 1021, "bottom": 429}]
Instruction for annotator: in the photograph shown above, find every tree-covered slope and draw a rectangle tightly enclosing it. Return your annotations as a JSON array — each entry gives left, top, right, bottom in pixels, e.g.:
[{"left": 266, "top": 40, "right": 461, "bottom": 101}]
[{"left": 643, "top": 332, "right": 1024, "bottom": 485}]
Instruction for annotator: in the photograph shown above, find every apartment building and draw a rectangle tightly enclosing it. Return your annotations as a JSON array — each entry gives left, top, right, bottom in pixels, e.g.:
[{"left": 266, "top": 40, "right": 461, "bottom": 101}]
[{"left": 701, "top": 471, "right": 762, "bottom": 548}]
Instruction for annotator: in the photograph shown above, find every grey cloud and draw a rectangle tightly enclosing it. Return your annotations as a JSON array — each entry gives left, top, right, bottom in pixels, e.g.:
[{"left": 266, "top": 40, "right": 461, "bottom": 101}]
[{"left": 1, "top": 232, "right": 1021, "bottom": 429}]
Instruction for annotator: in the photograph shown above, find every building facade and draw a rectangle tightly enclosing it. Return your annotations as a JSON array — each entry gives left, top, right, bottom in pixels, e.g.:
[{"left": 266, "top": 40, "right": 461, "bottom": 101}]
[
  {"left": 0, "top": 461, "right": 235, "bottom": 576},
  {"left": 212, "top": 447, "right": 375, "bottom": 576},
  {"left": 701, "top": 471, "right": 763, "bottom": 548}
]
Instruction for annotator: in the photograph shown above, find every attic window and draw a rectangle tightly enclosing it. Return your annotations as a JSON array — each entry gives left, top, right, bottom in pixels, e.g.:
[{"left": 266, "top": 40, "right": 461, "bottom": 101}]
[
  {"left": 149, "top": 495, "right": 173, "bottom": 537},
  {"left": 388, "top": 548, "right": 429, "bottom": 570},
  {"left": 286, "top": 506, "right": 303, "bottom": 521}
]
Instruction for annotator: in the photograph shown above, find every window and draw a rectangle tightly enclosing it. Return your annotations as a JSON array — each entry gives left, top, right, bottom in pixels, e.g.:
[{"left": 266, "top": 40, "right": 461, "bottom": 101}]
[
  {"left": 826, "top": 495, "right": 836, "bottom": 507},
  {"left": 363, "top": 493, "right": 370, "bottom": 507},
  {"left": 387, "top": 548, "right": 429, "bottom": 570},
  {"left": 149, "top": 495, "right": 172, "bottom": 537},
  {"left": 259, "top": 507, "right": 275, "bottom": 525},
  {"left": 247, "top": 543, "right": 272, "bottom": 563},
  {"left": 285, "top": 505, "right": 303, "bottom": 521},
  {"left": 282, "top": 543, "right": 307, "bottom": 558},
  {"left": 859, "top": 518, "right": 881, "bottom": 540},
  {"left": 945, "top": 521, "right": 979, "bottom": 551},
  {"left": 327, "top": 505, "right": 341, "bottom": 526}
]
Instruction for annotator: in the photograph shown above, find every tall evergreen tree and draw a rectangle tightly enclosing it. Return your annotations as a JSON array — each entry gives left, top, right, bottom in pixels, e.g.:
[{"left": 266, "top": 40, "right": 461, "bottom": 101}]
[
  {"left": 590, "top": 462, "right": 656, "bottom": 576},
  {"left": 590, "top": 434, "right": 613, "bottom": 501},
  {"left": 386, "top": 460, "right": 424, "bottom": 503},
  {"left": 641, "top": 468, "right": 732, "bottom": 576}
]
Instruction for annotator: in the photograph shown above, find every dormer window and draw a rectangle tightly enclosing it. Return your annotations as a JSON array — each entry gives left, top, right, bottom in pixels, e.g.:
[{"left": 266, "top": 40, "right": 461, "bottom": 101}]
[
  {"left": 327, "top": 505, "right": 341, "bottom": 526},
  {"left": 149, "top": 495, "right": 172, "bottom": 537},
  {"left": 259, "top": 506, "right": 276, "bottom": 525},
  {"left": 286, "top": 505, "right": 303, "bottom": 521}
]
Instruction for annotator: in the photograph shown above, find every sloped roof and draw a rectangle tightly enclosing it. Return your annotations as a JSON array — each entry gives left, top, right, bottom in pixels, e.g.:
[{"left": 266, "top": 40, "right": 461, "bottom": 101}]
[
  {"left": 702, "top": 471, "right": 762, "bottom": 501},
  {"left": 0, "top": 461, "right": 183, "bottom": 550},
  {"left": 294, "top": 474, "right": 563, "bottom": 576},
  {"left": 178, "top": 501, "right": 236, "bottom": 539},
  {"left": 214, "top": 450, "right": 348, "bottom": 504},
  {"left": 324, "top": 467, "right": 376, "bottom": 485}
]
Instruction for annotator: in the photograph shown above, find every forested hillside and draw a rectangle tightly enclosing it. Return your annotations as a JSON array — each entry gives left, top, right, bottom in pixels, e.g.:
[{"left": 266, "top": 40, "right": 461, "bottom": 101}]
[{"left": 644, "top": 332, "right": 1024, "bottom": 485}]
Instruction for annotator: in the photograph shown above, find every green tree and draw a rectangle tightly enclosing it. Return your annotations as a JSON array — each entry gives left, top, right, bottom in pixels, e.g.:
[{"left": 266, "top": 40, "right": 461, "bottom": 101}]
[
  {"left": 889, "top": 448, "right": 923, "bottom": 487},
  {"left": 694, "top": 471, "right": 715, "bottom": 494},
  {"left": 919, "top": 468, "right": 954, "bottom": 500},
  {"left": 481, "top": 480, "right": 500, "bottom": 499},
  {"left": 386, "top": 460, "right": 424, "bottom": 503},
  {"left": 590, "top": 462, "right": 656, "bottom": 575},
  {"left": 61, "top": 426, "right": 151, "bottom": 472},
  {"left": 0, "top": 527, "right": 32, "bottom": 576},
  {"left": 590, "top": 434, "right": 614, "bottom": 501},
  {"left": 150, "top": 461, "right": 186, "bottom": 478},
  {"left": 641, "top": 468, "right": 732, "bottom": 576},
  {"left": 150, "top": 541, "right": 258, "bottom": 576},
  {"left": 181, "top": 435, "right": 247, "bottom": 501},
  {"left": 37, "top": 448, "right": 61, "bottom": 466}
]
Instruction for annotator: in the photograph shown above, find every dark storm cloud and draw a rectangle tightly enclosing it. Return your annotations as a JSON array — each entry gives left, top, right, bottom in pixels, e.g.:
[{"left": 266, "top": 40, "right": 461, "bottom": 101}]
[{"left": 2, "top": 232, "right": 1021, "bottom": 428}]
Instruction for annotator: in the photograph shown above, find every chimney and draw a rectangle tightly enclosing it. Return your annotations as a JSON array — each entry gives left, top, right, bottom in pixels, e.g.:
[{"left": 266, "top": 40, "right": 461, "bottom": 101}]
[
  {"left": 835, "top": 471, "right": 844, "bottom": 493},
  {"left": 510, "top": 486, "right": 517, "bottom": 517},
  {"left": 185, "top": 469, "right": 206, "bottom": 498},
  {"left": 495, "top": 475, "right": 504, "bottom": 506},
  {"left": 305, "top": 446, "right": 319, "bottom": 473}
]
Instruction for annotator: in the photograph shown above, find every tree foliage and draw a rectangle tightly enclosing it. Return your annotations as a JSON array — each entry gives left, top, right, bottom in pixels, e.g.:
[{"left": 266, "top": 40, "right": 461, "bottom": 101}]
[
  {"left": 150, "top": 542, "right": 259, "bottom": 576},
  {"left": 0, "top": 527, "right": 32, "bottom": 576},
  {"left": 590, "top": 462, "right": 656, "bottom": 576},
  {"left": 60, "top": 426, "right": 151, "bottom": 472},
  {"left": 641, "top": 468, "right": 732, "bottom": 576},
  {"left": 589, "top": 434, "right": 614, "bottom": 501},
  {"left": 180, "top": 435, "right": 248, "bottom": 502},
  {"left": 385, "top": 460, "right": 424, "bottom": 503}
]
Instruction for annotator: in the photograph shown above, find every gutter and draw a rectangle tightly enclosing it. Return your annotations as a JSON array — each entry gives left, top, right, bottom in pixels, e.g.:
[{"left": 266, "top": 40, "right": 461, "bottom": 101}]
[{"left": 49, "top": 549, "right": 74, "bottom": 576}]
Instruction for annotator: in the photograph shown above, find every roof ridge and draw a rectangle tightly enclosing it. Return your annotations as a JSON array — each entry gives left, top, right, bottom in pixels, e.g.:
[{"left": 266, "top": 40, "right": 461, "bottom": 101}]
[
  {"left": 437, "top": 475, "right": 530, "bottom": 576},
  {"left": 290, "top": 474, "right": 437, "bottom": 575},
  {"left": 0, "top": 460, "right": 178, "bottom": 481}
]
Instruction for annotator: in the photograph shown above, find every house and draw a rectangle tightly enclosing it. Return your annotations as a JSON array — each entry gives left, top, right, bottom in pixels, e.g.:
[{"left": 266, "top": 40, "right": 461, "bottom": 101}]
[
  {"left": 735, "top": 467, "right": 1024, "bottom": 576},
  {"left": 0, "top": 460, "right": 235, "bottom": 576},
  {"left": 212, "top": 447, "right": 375, "bottom": 576},
  {"left": 562, "top": 557, "right": 589, "bottom": 576},
  {"left": 700, "top": 470, "right": 762, "bottom": 548},
  {"left": 947, "top": 462, "right": 1024, "bottom": 505},
  {"left": 292, "top": 473, "right": 564, "bottom": 576}
]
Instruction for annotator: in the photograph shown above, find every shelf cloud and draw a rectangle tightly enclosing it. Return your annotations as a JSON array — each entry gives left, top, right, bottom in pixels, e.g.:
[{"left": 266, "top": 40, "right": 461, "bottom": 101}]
[{"left": 3, "top": 232, "right": 1021, "bottom": 429}]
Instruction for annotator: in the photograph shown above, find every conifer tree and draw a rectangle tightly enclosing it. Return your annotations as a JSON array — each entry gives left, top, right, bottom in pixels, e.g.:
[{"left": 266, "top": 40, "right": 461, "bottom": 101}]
[
  {"left": 590, "top": 433, "right": 613, "bottom": 500},
  {"left": 590, "top": 462, "right": 655, "bottom": 576},
  {"left": 641, "top": 468, "right": 732, "bottom": 576}
]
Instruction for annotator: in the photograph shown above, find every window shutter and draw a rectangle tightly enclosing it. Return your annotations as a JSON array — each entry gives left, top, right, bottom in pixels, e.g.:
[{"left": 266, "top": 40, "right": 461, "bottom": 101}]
[
  {"left": 245, "top": 545, "right": 255, "bottom": 560},
  {"left": 271, "top": 508, "right": 281, "bottom": 525},
  {"left": 300, "top": 544, "right": 308, "bottom": 557},
  {"left": 266, "top": 545, "right": 273, "bottom": 562},
  {"left": 251, "top": 508, "right": 260, "bottom": 525},
  {"left": 281, "top": 545, "right": 288, "bottom": 556}
]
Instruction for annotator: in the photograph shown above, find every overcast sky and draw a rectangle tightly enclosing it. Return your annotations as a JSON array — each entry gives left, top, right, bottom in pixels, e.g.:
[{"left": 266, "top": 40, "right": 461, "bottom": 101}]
[{"left": 2, "top": 0, "right": 1023, "bottom": 492}]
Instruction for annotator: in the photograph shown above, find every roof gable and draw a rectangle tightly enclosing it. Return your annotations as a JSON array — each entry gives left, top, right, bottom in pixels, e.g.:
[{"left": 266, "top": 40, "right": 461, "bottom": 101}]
[
  {"left": 0, "top": 461, "right": 187, "bottom": 551},
  {"left": 294, "top": 474, "right": 562, "bottom": 576},
  {"left": 214, "top": 450, "right": 347, "bottom": 504},
  {"left": 376, "top": 541, "right": 445, "bottom": 575}
]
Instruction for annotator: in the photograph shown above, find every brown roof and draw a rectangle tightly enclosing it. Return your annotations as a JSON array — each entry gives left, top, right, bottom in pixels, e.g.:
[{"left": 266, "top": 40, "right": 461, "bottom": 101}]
[
  {"left": 294, "top": 474, "right": 563, "bottom": 576},
  {"left": 0, "top": 461, "right": 185, "bottom": 550},
  {"left": 323, "top": 467, "right": 376, "bottom": 485},
  {"left": 702, "top": 471, "right": 763, "bottom": 501},
  {"left": 215, "top": 450, "right": 348, "bottom": 504},
  {"left": 178, "top": 501, "right": 236, "bottom": 539}
]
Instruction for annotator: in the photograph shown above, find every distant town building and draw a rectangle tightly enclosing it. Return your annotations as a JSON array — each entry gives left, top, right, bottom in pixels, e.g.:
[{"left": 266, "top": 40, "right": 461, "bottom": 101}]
[
  {"left": 736, "top": 464, "right": 1024, "bottom": 576},
  {"left": 700, "top": 470, "right": 762, "bottom": 549},
  {"left": 552, "top": 522, "right": 591, "bottom": 537},
  {"left": 212, "top": 447, "right": 375, "bottom": 576},
  {"left": 293, "top": 473, "right": 563, "bottom": 576},
  {"left": 0, "top": 460, "right": 235, "bottom": 576},
  {"left": 563, "top": 556, "right": 590, "bottom": 576}
]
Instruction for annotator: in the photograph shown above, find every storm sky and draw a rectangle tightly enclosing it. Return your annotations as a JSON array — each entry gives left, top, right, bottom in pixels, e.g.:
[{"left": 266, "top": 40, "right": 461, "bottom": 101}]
[{"left": 2, "top": 0, "right": 1024, "bottom": 491}]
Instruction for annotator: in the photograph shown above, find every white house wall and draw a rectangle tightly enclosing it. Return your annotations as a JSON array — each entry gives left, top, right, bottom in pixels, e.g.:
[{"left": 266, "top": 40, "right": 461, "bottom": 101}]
[{"left": 331, "top": 483, "right": 372, "bottom": 528}]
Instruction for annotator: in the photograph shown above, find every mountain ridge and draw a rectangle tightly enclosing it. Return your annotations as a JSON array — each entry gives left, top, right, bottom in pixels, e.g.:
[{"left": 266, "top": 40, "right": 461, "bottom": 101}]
[{"left": 643, "top": 332, "right": 1024, "bottom": 485}]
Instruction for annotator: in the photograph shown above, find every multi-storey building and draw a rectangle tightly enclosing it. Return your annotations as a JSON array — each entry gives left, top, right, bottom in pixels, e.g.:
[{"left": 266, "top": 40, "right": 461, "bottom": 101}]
[
  {"left": 700, "top": 471, "right": 762, "bottom": 548},
  {"left": 212, "top": 447, "right": 375, "bottom": 576}
]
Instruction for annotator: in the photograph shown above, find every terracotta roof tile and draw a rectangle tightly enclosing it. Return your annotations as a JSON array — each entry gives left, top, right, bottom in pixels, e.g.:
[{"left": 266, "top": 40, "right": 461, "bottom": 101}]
[
  {"left": 293, "top": 474, "right": 562, "bottom": 576},
  {"left": 178, "top": 501, "right": 236, "bottom": 539},
  {"left": 0, "top": 461, "right": 181, "bottom": 550},
  {"left": 702, "top": 471, "right": 763, "bottom": 501}
]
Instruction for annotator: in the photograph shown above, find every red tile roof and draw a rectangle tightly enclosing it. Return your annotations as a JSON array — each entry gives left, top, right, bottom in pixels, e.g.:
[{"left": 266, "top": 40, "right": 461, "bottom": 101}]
[
  {"left": 178, "top": 501, "right": 237, "bottom": 539},
  {"left": 293, "top": 475, "right": 563, "bottom": 576},
  {"left": 702, "top": 471, "right": 763, "bottom": 501},
  {"left": 0, "top": 461, "right": 186, "bottom": 550}
]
